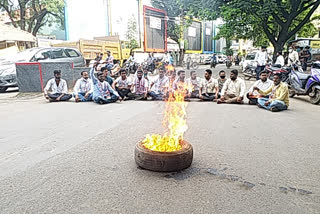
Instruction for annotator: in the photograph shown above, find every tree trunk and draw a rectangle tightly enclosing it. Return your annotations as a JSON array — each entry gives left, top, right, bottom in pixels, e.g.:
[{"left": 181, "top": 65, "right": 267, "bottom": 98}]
[{"left": 19, "top": 2, "right": 26, "bottom": 30}]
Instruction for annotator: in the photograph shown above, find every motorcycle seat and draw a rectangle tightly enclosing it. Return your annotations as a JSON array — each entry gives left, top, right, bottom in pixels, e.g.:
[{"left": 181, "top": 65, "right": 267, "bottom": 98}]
[
  {"left": 268, "top": 66, "right": 282, "bottom": 71},
  {"left": 296, "top": 72, "right": 311, "bottom": 80}
]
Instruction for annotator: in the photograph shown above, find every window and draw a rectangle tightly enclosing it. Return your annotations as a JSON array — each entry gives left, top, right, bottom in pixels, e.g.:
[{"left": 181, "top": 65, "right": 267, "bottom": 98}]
[
  {"left": 65, "top": 49, "right": 80, "bottom": 57},
  {"left": 32, "top": 49, "right": 52, "bottom": 61},
  {"left": 51, "top": 48, "right": 68, "bottom": 59}
]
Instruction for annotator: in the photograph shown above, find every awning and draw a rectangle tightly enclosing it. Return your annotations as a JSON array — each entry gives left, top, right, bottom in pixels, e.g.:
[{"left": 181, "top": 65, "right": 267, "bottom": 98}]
[{"left": 0, "top": 23, "right": 36, "bottom": 42}]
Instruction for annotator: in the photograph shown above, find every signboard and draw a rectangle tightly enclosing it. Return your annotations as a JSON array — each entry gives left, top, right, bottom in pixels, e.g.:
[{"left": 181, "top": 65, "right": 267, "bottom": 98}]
[
  {"left": 297, "top": 40, "right": 309, "bottom": 47},
  {"left": 188, "top": 27, "right": 196, "bottom": 37},
  {"left": 206, "top": 28, "right": 211, "bottom": 36},
  {"left": 150, "top": 16, "right": 161, "bottom": 30},
  {"left": 311, "top": 41, "right": 320, "bottom": 49}
]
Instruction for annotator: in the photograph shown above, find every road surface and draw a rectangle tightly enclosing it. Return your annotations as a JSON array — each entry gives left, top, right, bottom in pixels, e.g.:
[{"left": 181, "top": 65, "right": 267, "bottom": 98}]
[{"left": 0, "top": 65, "right": 319, "bottom": 213}]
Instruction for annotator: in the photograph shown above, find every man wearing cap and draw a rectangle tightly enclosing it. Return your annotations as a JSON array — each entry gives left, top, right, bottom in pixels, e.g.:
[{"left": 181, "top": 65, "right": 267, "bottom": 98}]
[
  {"left": 44, "top": 70, "right": 72, "bottom": 102},
  {"left": 149, "top": 66, "right": 169, "bottom": 100},
  {"left": 255, "top": 46, "right": 268, "bottom": 80},
  {"left": 218, "top": 69, "right": 246, "bottom": 104}
]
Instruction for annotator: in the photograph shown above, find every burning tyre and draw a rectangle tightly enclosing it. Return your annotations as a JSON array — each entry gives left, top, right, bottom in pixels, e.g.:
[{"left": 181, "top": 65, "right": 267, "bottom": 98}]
[
  {"left": 135, "top": 141, "right": 193, "bottom": 172},
  {"left": 134, "top": 71, "right": 194, "bottom": 172}
]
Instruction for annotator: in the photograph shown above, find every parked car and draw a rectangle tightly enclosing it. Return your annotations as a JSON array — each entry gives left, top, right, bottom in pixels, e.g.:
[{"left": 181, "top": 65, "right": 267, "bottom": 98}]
[
  {"left": 217, "top": 55, "right": 227, "bottom": 63},
  {"left": 0, "top": 47, "right": 86, "bottom": 92},
  {"left": 204, "top": 55, "right": 212, "bottom": 64},
  {"left": 241, "top": 53, "right": 257, "bottom": 71}
]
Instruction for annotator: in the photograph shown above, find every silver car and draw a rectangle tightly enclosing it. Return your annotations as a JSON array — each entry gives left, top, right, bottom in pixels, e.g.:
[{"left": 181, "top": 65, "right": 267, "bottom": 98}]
[{"left": 0, "top": 47, "right": 86, "bottom": 92}]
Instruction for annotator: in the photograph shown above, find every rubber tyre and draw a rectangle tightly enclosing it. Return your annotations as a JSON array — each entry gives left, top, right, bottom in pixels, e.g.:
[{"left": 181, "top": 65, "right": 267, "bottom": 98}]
[
  {"left": 0, "top": 86, "right": 8, "bottom": 93},
  {"left": 135, "top": 141, "right": 193, "bottom": 172},
  {"left": 310, "top": 88, "right": 320, "bottom": 105},
  {"left": 192, "top": 63, "right": 199, "bottom": 70}
]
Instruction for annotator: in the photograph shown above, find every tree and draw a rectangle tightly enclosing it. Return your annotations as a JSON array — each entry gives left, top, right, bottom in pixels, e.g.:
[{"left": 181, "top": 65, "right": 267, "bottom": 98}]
[
  {"left": 151, "top": 0, "right": 195, "bottom": 64},
  {"left": 125, "top": 14, "right": 139, "bottom": 51},
  {"left": 0, "top": 0, "right": 64, "bottom": 36},
  {"left": 187, "top": 0, "right": 320, "bottom": 57}
]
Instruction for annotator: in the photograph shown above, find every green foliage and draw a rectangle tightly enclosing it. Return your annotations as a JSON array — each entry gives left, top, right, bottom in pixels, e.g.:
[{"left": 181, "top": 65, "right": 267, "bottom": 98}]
[
  {"left": 187, "top": 0, "right": 320, "bottom": 53},
  {"left": 0, "top": 0, "right": 64, "bottom": 35},
  {"left": 125, "top": 15, "right": 139, "bottom": 50}
]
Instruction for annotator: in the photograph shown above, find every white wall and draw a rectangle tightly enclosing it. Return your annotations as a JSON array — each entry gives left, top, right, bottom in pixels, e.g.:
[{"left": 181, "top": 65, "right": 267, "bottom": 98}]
[{"left": 65, "top": 0, "right": 109, "bottom": 41}]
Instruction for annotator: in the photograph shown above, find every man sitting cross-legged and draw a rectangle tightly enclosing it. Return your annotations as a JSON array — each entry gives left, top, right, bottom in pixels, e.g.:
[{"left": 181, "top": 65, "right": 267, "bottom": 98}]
[
  {"left": 44, "top": 70, "right": 72, "bottom": 102},
  {"left": 218, "top": 69, "right": 246, "bottom": 104},
  {"left": 247, "top": 70, "right": 272, "bottom": 105},
  {"left": 186, "top": 70, "right": 201, "bottom": 98},
  {"left": 73, "top": 70, "right": 93, "bottom": 102},
  {"left": 253, "top": 73, "right": 289, "bottom": 112},
  {"left": 199, "top": 69, "right": 219, "bottom": 101},
  {"left": 129, "top": 69, "right": 149, "bottom": 100},
  {"left": 90, "top": 66, "right": 121, "bottom": 104},
  {"left": 112, "top": 69, "right": 132, "bottom": 100},
  {"left": 149, "top": 66, "right": 169, "bottom": 100},
  {"left": 172, "top": 70, "right": 192, "bottom": 99}
]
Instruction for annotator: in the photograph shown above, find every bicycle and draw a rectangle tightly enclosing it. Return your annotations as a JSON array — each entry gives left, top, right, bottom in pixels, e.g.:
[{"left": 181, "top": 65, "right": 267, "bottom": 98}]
[{"left": 182, "top": 60, "right": 199, "bottom": 70}]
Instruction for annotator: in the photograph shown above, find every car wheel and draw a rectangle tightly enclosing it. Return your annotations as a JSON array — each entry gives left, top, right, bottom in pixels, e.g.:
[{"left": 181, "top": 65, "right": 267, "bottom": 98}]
[{"left": 0, "top": 86, "right": 8, "bottom": 93}]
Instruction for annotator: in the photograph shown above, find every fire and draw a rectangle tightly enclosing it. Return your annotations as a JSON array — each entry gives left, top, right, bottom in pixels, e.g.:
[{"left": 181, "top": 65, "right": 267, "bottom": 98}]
[
  {"left": 166, "top": 64, "right": 174, "bottom": 72},
  {"left": 143, "top": 80, "right": 188, "bottom": 152}
]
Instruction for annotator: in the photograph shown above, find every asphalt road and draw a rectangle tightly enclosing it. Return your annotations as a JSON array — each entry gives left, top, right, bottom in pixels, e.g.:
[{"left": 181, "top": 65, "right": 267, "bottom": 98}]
[{"left": 0, "top": 65, "right": 319, "bottom": 214}]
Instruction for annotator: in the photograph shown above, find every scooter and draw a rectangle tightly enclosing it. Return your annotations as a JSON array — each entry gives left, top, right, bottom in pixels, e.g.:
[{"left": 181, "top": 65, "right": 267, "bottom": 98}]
[{"left": 289, "top": 61, "right": 320, "bottom": 104}]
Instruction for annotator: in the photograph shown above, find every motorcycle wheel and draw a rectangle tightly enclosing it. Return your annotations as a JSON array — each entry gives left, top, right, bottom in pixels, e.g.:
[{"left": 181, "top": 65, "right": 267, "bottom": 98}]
[
  {"left": 309, "top": 87, "right": 320, "bottom": 105},
  {"left": 289, "top": 89, "right": 296, "bottom": 98},
  {"left": 192, "top": 62, "right": 199, "bottom": 70}
]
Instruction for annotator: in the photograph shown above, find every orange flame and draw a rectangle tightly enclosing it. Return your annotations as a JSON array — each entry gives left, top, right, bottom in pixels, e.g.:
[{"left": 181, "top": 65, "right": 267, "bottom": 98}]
[{"left": 143, "top": 81, "right": 188, "bottom": 152}]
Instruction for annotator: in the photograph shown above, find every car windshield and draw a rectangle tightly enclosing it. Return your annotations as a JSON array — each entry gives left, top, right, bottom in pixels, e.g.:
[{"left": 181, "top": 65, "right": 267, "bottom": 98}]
[{"left": 246, "top": 54, "right": 256, "bottom": 60}]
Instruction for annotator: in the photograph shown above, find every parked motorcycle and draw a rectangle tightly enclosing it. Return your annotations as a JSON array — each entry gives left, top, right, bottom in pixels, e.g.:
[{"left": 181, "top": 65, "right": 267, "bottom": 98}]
[
  {"left": 226, "top": 59, "right": 232, "bottom": 69},
  {"left": 265, "top": 63, "right": 291, "bottom": 83},
  {"left": 243, "top": 65, "right": 256, "bottom": 80},
  {"left": 124, "top": 61, "right": 139, "bottom": 76},
  {"left": 289, "top": 61, "right": 320, "bottom": 104}
]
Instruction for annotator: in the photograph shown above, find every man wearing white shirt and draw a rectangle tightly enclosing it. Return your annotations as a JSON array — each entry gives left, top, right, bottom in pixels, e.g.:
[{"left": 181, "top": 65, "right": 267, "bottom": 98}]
[
  {"left": 275, "top": 51, "right": 285, "bottom": 67},
  {"left": 186, "top": 71, "right": 201, "bottom": 98},
  {"left": 199, "top": 69, "right": 219, "bottom": 101},
  {"left": 288, "top": 46, "right": 299, "bottom": 65},
  {"left": 218, "top": 69, "right": 246, "bottom": 104},
  {"left": 149, "top": 67, "right": 169, "bottom": 100},
  {"left": 113, "top": 69, "right": 132, "bottom": 100},
  {"left": 44, "top": 70, "right": 72, "bottom": 102},
  {"left": 73, "top": 71, "right": 93, "bottom": 102},
  {"left": 255, "top": 46, "right": 268, "bottom": 80},
  {"left": 247, "top": 70, "right": 273, "bottom": 105}
]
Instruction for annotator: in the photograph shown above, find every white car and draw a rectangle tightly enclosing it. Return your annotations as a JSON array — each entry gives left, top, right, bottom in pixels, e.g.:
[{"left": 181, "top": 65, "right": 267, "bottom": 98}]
[
  {"left": 217, "top": 55, "right": 227, "bottom": 63},
  {"left": 242, "top": 53, "right": 257, "bottom": 71},
  {"left": 0, "top": 47, "right": 86, "bottom": 92}
]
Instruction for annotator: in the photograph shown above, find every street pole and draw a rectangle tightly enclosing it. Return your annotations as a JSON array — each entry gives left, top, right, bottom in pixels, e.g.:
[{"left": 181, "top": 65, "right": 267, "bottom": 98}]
[{"left": 137, "top": 0, "right": 142, "bottom": 48}]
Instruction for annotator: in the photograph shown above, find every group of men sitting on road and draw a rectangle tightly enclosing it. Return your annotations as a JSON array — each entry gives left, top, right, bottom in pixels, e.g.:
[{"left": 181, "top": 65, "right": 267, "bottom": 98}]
[{"left": 44, "top": 64, "right": 289, "bottom": 112}]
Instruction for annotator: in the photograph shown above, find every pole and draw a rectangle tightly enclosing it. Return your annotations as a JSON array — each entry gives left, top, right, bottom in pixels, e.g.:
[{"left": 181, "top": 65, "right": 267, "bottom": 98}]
[
  {"left": 105, "top": 0, "right": 110, "bottom": 36},
  {"left": 64, "top": 0, "right": 70, "bottom": 40},
  {"left": 137, "top": 0, "right": 142, "bottom": 48}
]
